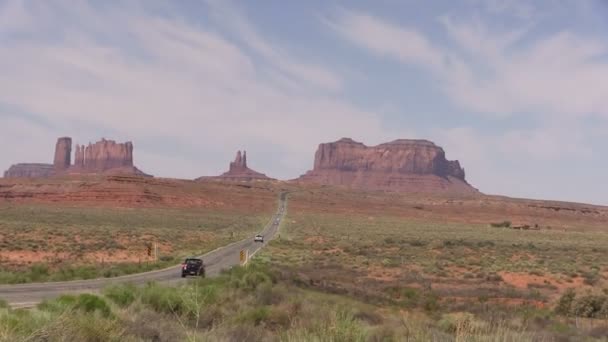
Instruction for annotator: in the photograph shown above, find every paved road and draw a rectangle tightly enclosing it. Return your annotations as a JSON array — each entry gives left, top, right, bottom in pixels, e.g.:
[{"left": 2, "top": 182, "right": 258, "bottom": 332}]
[{"left": 0, "top": 192, "right": 288, "bottom": 309}]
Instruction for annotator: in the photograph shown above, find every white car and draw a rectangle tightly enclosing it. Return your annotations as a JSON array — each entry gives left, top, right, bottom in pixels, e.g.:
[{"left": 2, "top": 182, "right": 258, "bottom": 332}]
[{"left": 254, "top": 234, "right": 264, "bottom": 243}]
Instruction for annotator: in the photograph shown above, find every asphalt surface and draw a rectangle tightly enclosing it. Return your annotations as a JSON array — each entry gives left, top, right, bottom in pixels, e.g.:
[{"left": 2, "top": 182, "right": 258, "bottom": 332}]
[{"left": 0, "top": 192, "right": 288, "bottom": 309}]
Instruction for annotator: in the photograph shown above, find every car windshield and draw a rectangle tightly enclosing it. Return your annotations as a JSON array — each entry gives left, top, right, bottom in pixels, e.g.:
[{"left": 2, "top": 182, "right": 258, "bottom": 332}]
[{"left": 186, "top": 259, "right": 201, "bottom": 265}]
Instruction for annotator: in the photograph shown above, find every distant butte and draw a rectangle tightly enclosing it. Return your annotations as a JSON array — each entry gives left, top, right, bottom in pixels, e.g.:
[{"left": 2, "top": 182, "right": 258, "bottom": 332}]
[
  {"left": 295, "top": 137, "right": 477, "bottom": 194},
  {"left": 196, "top": 150, "right": 274, "bottom": 182},
  {"left": 3, "top": 137, "right": 150, "bottom": 178}
]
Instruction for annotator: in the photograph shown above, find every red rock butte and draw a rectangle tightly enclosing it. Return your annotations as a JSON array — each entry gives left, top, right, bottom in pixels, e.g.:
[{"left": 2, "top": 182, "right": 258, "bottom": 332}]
[
  {"left": 296, "top": 138, "right": 478, "bottom": 194},
  {"left": 196, "top": 150, "right": 274, "bottom": 182},
  {"left": 3, "top": 137, "right": 150, "bottom": 178}
]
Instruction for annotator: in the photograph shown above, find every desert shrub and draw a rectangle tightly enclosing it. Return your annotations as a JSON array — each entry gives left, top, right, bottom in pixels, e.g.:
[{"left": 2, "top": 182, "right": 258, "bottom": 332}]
[
  {"left": 238, "top": 306, "right": 270, "bottom": 326},
  {"left": 582, "top": 271, "right": 600, "bottom": 286},
  {"left": 31, "top": 313, "right": 123, "bottom": 342},
  {"left": 38, "top": 294, "right": 78, "bottom": 313},
  {"left": 265, "top": 307, "right": 291, "bottom": 331},
  {"left": 490, "top": 221, "right": 511, "bottom": 228},
  {"left": 555, "top": 289, "right": 575, "bottom": 316},
  {"left": 255, "top": 282, "right": 284, "bottom": 306},
  {"left": 486, "top": 273, "right": 504, "bottom": 282},
  {"left": 29, "top": 263, "right": 50, "bottom": 282},
  {"left": 367, "top": 325, "right": 397, "bottom": 342},
  {"left": 408, "top": 239, "right": 428, "bottom": 247},
  {"left": 123, "top": 309, "right": 185, "bottom": 341},
  {"left": 422, "top": 292, "right": 440, "bottom": 312},
  {"left": 243, "top": 271, "right": 272, "bottom": 291},
  {"left": 353, "top": 309, "right": 383, "bottom": 325},
  {"left": 104, "top": 283, "right": 137, "bottom": 307},
  {"left": 383, "top": 237, "right": 396, "bottom": 245},
  {"left": 75, "top": 294, "right": 113, "bottom": 318},
  {"left": 571, "top": 294, "right": 608, "bottom": 318},
  {"left": 476, "top": 240, "right": 495, "bottom": 247},
  {"left": 140, "top": 283, "right": 186, "bottom": 315},
  {"left": 38, "top": 294, "right": 112, "bottom": 318}
]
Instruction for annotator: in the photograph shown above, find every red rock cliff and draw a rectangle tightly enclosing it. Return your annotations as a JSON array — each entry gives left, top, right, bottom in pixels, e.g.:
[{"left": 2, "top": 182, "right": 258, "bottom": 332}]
[
  {"left": 298, "top": 138, "right": 477, "bottom": 193},
  {"left": 78, "top": 139, "right": 133, "bottom": 171}
]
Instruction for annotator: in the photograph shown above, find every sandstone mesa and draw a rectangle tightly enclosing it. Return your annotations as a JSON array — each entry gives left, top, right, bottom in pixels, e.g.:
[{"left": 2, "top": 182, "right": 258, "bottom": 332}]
[{"left": 296, "top": 138, "right": 477, "bottom": 194}]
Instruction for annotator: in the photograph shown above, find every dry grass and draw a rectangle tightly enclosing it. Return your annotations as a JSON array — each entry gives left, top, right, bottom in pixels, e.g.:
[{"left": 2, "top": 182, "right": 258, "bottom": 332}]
[
  {"left": 0, "top": 177, "right": 280, "bottom": 283},
  {"left": 266, "top": 188, "right": 608, "bottom": 312}
]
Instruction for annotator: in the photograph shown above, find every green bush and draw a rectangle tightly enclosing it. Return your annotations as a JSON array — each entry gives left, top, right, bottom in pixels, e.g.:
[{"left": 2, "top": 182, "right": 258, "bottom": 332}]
[
  {"left": 140, "top": 283, "right": 185, "bottom": 315},
  {"left": 38, "top": 294, "right": 78, "bottom": 313},
  {"left": 29, "top": 263, "right": 50, "bottom": 282},
  {"left": 104, "top": 283, "right": 137, "bottom": 307},
  {"left": 555, "top": 289, "right": 575, "bottom": 316},
  {"left": 37, "top": 294, "right": 113, "bottom": 318},
  {"left": 571, "top": 294, "right": 608, "bottom": 319},
  {"left": 74, "top": 294, "right": 113, "bottom": 318},
  {"left": 238, "top": 306, "right": 270, "bottom": 326}
]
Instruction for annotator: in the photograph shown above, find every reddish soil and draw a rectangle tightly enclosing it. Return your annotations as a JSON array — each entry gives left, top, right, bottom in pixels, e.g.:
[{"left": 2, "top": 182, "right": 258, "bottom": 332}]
[{"left": 0, "top": 175, "right": 278, "bottom": 211}]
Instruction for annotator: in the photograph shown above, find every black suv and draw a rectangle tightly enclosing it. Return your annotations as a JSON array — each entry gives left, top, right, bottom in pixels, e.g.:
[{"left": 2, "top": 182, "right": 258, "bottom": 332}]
[{"left": 181, "top": 258, "right": 205, "bottom": 278}]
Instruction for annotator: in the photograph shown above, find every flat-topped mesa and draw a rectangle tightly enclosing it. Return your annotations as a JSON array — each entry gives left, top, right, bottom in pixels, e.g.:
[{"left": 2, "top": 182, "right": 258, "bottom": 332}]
[
  {"left": 298, "top": 138, "right": 477, "bottom": 194},
  {"left": 4, "top": 164, "right": 55, "bottom": 178},
  {"left": 70, "top": 138, "right": 148, "bottom": 176},
  {"left": 78, "top": 138, "right": 134, "bottom": 172},
  {"left": 196, "top": 150, "right": 274, "bottom": 182}
]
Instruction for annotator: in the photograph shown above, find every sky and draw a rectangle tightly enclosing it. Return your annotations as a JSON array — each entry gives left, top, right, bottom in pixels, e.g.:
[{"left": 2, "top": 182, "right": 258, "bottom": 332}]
[{"left": 1, "top": 0, "right": 608, "bottom": 205}]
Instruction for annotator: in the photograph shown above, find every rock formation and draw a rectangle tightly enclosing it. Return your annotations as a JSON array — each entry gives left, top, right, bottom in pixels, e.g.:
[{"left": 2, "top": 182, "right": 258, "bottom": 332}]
[
  {"left": 74, "top": 139, "right": 135, "bottom": 172},
  {"left": 74, "top": 144, "right": 85, "bottom": 168},
  {"left": 297, "top": 138, "right": 477, "bottom": 193},
  {"left": 3, "top": 164, "right": 55, "bottom": 178},
  {"left": 3, "top": 137, "right": 150, "bottom": 178},
  {"left": 196, "top": 150, "right": 274, "bottom": 182},
  {"left": 53, "top": 137, "right": 72, "bottom": 171}
]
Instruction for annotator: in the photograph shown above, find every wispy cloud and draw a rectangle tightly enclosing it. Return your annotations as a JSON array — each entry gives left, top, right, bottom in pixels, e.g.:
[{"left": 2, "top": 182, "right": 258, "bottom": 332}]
[
  {"left": 205, "top": 0, "right": 343, "bottom": 92},
  {"left": 326, "top": 7, "right": 608, "bottom": 118}
]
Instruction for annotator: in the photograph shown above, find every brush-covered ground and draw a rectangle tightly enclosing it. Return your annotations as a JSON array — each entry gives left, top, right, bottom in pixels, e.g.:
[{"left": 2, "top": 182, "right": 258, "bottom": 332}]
[
  {"left": 260, "top": 187, "right": 608, "bottom": 340},
  {"left": 0, "top": 176, "right": 279, "bottom": 283},
  {"left": 1, "top": 262, "right": 607, "bottom": 341},
  {"left": 2, "top": 181, "right": 608, "bottom": 340}
]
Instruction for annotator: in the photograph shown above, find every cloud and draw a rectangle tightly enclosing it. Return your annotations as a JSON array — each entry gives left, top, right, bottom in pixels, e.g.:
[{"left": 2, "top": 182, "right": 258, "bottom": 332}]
[
  {"left": 205, "top": 0, "right": 343, "bottom": 92},
  {"left": 324, "top": 10, "right": 444, "bottom": 72},
  {"left": 327, "top": 8, "right": 608, "bottom": 119},
  {"left": 0, "top": 1, "right": 385, "bottom": 179}
]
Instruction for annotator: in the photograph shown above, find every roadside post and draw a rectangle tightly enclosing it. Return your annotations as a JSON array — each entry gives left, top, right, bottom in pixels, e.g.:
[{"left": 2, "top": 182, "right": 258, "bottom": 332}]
[{"left": 239, "top": 249, "right": 249, "bottom": 266}]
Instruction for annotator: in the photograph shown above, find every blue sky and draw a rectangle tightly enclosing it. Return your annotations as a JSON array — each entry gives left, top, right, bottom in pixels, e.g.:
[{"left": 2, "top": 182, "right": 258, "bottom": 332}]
[{"left": 1, "top": 0, "right": 608, "bottom": 205}]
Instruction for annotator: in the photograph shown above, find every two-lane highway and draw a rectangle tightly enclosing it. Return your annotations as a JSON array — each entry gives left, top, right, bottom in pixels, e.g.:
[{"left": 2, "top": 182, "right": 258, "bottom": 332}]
[{"left": 0, "top": 192, "right": 288, "bottom": 308}]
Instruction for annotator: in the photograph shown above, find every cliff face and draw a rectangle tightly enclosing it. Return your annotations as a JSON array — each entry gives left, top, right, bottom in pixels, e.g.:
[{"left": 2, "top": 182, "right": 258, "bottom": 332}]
[
  {"left": 3, "top": 164, "right": 55, "bottom": 178},
  {"left": 298, "top": 138, "right": 477, "bottom": 193},
  {"left": 73, "top": 139, "right": 134, "bottom": 172},
  {"left": 196, "top": 150, "right": 274, "bottom": 182}
]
